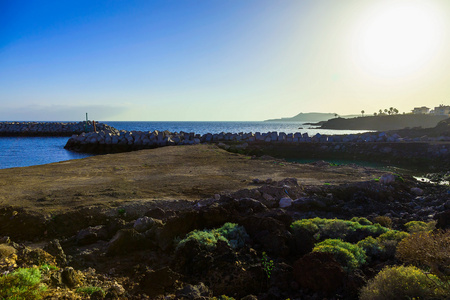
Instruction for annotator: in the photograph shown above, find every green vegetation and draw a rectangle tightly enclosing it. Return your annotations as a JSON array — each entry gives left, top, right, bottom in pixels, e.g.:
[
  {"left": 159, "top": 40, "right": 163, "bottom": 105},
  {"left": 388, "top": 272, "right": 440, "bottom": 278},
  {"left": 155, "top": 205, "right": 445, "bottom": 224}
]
[
  {"left": 39, "top": 264, "right": 58, "bottom": 272},
  {"left": 377, "top": 230, "right": 409, "bottom": 243},
  {"left": 350, "top": 217, "right": 372, "bottom": 225},
  {"left": 404, "top": 220, "right": 436, "bottom": 233},
  {"left": 76, "top": 286, "right": 105, "bottom": 296},
  {"left": 261, "top": 252, "right": 274, "bottom": 279},
  {"left": 374, "top": 107, "right": 399, "bottom": 116},
  {"left": 290, "top": 217, "right": 389, "bottom": 241},
  {"left": 313, "top": 239, "right": 366, "bottom": 271},
  {"left": 214, "top": 222, "right": 249, "bottom": 249},
  {"left": 211, "top": 296, "right": 235, "bottom": 300},
  {"left": 177, "top": 222, "right": 249, "bottom": 251},
  {"left": 360, "top": 265, "right": 448, "bottom": 300},
  {"left": 0, "top": 268, "right": 47, "bottom": 299},
  {"left": 356, "top": 236, "right": 383, "bottom": 258}
]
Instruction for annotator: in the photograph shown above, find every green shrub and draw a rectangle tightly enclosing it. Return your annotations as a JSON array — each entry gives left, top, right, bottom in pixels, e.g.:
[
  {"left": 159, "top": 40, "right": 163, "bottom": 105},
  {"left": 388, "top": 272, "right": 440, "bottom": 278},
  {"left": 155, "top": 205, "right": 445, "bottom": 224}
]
[
  {"left": 404, "top": 220, "right": 436, "bottom": 233},
  {"left": 350, "top": 217, "right": 372, "bottom": 225},
  {"left": 0, "top": 268, "right": 47, "bottom": 299},
  {"left": 76, "top": 286, "right": 105, "bottom": 296},
  {"left": 360, "top": 265, "right": 448, "bottom": 300},
  {"left": 290, "top": 218, "right": 388, "bottom": 241},
  {"left": 177, "top": 230, "right": 228, "bottom": 251},
  {"left": 215, "top": 222, "right": 249, "bottom": 249},
  {"left": 39, "top": 264, "right": 58, "bottom": 272},
  {"left": 177, "top": 222, "right": 248, "bottom": 251},
  {"left": 357, "top": 236, "right": 383, "bottom": 258},
  {"left": 313, "top": 239, "right": 366, "bottom": 271},
  {"left": 211, "top": 296, "right": 235, "bottom": 300},
  {"left": 377, "top": 230, "right": 409, "bottom": 243}
]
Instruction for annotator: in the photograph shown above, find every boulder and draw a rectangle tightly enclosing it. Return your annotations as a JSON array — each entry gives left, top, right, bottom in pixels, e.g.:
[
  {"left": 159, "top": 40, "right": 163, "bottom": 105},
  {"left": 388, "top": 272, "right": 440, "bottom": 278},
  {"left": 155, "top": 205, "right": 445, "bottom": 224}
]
[
  {"left": 133, "top": 216, "right": 157, "bottom": 233},
  {"left": 279, "top": 197, "right": 292, "bottom": 208},
  {"left": 76, "top": 225, "right": 108, "bottom": 245},
  {"left": 379, "top": 173, "right": 395, "bottom": 184}
]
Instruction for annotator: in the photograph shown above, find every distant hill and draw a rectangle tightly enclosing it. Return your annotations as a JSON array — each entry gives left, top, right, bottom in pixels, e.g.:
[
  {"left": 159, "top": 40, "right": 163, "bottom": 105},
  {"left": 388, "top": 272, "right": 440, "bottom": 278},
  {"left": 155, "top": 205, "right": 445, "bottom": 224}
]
[
  {"left": 319, "top": 114, "right": 449, "bottom": 131},
  {"left": 264, "top": 112, "right": 358, "bottom": 122}
]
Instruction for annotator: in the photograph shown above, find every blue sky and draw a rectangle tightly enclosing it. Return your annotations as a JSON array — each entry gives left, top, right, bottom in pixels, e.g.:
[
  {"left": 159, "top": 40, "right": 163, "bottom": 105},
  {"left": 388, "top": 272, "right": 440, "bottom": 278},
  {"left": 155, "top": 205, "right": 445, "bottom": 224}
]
[{"left": 1, "top": 0, "right": 450, "bottom": 121}]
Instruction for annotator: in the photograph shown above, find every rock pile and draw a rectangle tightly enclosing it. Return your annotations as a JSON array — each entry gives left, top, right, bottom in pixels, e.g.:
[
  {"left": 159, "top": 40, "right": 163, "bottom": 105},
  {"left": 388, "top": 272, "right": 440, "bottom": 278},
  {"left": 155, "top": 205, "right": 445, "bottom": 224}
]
[{"left": 0, "top": 121, "right": 115, "bottom": 136}]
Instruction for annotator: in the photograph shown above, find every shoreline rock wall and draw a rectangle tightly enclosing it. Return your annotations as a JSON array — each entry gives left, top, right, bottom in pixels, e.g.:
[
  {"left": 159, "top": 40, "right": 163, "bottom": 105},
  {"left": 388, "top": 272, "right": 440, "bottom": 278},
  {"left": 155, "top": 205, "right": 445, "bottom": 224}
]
[
  {"left": 65, "top": 129, "right": 450, "bottom": 151},
  {"left": 64, "top": 129, "right": 450, "bottom": 170},
  {"left": 0, "top": 121, "right": 116, "bottom": 137}
]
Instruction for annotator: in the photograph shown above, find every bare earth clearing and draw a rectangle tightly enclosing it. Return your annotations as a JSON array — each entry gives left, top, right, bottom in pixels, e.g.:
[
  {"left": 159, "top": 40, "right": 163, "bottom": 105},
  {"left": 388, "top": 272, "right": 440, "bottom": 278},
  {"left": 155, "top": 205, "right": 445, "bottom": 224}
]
[{"left": 0, "top": 144, "right": 383, "bottom": 215}]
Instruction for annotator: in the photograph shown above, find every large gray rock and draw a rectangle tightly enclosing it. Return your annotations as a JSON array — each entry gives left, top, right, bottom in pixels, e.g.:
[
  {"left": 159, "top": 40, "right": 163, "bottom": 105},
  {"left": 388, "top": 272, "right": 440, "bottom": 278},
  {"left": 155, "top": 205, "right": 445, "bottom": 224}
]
[{"left": 279, "top": 197, "right": 293, "bottom": 208}]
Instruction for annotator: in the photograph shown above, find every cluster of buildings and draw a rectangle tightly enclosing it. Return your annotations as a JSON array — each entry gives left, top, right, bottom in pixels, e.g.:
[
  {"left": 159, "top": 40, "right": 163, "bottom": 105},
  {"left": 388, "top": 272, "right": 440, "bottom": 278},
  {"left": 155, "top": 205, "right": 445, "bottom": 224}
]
[{"left": 413, "top": 105, "right": 450, "bottom": 116}]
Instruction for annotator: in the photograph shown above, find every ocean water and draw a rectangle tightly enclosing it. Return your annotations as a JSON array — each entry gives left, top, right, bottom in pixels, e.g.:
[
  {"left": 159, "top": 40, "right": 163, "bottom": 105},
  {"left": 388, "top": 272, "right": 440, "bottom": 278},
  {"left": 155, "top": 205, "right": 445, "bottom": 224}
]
[
  {"left": 0, "top": 121, "right": 371, "bottom": 169},
  {"left": 104, "top": 121, "right": 370, "bottom": 136},
  {"left": 0, "top": 137, "right": 92, "bottom": 169}
]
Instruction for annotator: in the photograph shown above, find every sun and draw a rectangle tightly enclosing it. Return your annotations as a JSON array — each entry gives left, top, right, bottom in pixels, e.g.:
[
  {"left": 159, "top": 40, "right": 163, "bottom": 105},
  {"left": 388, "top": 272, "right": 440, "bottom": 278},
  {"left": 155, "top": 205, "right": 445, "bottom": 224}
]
[{"left": 352, "top": 1, "right": 443, "bottom": 77}]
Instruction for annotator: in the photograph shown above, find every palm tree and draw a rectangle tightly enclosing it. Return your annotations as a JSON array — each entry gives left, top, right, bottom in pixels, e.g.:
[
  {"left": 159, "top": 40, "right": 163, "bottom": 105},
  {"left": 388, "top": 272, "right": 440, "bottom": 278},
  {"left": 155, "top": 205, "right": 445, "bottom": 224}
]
[
  {"left": 384, "top": 109, "right": 388, "bottom": 115},
  {"left": 361, "top": 110, "right": 365, "bottom": 117},
  {"left": 389, "top": 107, "right": 394, "bottom": 115},
  {"left": 379, "top": 109, "right": 383, "bottom": 115},
  {"left": 393, "top": 108, "right": 399, "bottom": 115}
]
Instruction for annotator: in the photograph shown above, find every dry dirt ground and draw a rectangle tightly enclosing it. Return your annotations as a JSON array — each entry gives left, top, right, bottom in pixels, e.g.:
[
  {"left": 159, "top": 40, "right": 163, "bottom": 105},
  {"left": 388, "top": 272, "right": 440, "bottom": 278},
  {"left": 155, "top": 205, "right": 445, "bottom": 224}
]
[{"left": 0, "top": 144, "right": 384, "bottom": 215}]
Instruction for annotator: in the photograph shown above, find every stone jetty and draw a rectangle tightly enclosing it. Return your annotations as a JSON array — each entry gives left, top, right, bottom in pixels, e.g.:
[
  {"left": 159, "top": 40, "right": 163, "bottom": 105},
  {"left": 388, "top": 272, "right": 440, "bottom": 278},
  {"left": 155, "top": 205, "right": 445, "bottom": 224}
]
[
  {"left": 65, "top": 129, "right": 450, "bottom": 150},
  {"left": 0, "top": 121, "right": 115, "bottom": 136},
  {"left": 64, "top": 129, "right": 450, "bottom": 170}
]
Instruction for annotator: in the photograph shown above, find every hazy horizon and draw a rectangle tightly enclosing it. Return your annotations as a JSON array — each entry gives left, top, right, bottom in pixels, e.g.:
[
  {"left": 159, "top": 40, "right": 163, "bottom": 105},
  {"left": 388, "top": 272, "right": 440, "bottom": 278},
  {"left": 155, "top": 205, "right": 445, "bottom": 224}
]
[{"left": 2, "top": 0, "right": 450, "bottom": 121}]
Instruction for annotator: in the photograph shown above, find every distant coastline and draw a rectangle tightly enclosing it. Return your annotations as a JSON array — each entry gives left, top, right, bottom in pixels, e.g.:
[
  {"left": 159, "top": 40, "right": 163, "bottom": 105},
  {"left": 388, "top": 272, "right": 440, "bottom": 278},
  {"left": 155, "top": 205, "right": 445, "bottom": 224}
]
[
  {"left": 264, "top": 112, "right": 359, "bottom": 123},
  {"left": 316, "top": 114, "right": 448, "bottom": 131}
]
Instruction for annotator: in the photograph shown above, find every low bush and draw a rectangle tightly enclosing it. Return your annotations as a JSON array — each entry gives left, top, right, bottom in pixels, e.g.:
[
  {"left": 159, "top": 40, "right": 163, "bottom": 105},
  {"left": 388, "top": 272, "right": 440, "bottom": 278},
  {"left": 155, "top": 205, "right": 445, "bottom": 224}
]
[
  {"left": 357, "top": 236, "right": 383, "bottom": 258},
  {"left": 76, "top": 286, "right": 105, "bottom": 296},
  {"left": 377, "top": 230, "right": 409, "bottom": 243},
  {"left": 373, "top": 216, "right": 392, "bottom": 228},
  {"left": 0, "top": 267, "right": 47, "bottom": 299},
  {"left": 404, "top": 220, "right": 436, "bottom": 233},
  {"left": 215, "top": 222, "right": 249, "bottom": 249},
  {"left": 177, "top": 222, "right": 249, "bottom": 251},
  {"left": 397, "top": 230, "right": 450, "bottom": 279},
  {"left": 350, "top": 217, "right": 372, "bottom": 225},
  {"left": 290, "top": 218, "right": 388, "bottom": 241},
  {"left": 312, "top": 239, "right": 366, "bottom": 271},
  {"left": 360, "top": 265, "right": 448, "bottom": 300}
]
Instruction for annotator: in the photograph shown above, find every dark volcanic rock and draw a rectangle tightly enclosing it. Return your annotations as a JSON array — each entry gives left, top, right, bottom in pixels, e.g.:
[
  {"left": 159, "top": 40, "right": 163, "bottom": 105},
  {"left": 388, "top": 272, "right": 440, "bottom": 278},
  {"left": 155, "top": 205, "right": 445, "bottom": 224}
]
[
  {"left": 140, "top": 267, "right": 180, "bottom": 296},
  {"left": 435, "top": 210, "right": 450, "bottom": 229},
  {"left": 293, "top": 252, "right": 345, "bottom": 293}
]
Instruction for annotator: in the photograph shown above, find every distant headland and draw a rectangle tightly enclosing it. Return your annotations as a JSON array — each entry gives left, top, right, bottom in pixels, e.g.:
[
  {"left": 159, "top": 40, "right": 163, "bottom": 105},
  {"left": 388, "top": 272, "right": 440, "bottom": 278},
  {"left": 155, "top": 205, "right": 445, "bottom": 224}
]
[{"left": 264, "top": 112, "right": 358, "bottom": 123}]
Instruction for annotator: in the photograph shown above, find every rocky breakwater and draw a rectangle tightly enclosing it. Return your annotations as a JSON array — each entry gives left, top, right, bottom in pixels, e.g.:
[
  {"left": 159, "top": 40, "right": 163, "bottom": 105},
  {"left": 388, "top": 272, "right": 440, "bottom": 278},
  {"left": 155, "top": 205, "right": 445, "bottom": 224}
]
[
  {"left": 0, "top": 121, "right": 116, "bottom": 137},
  {"left": 65, "top": 129, "right": 450, "bottom": 170}
]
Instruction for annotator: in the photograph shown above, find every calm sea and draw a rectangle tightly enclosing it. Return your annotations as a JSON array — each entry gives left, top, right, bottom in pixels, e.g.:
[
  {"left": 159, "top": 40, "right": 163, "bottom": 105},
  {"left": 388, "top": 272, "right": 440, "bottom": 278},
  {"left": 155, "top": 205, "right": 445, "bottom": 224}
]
[{"left": 0, "top": 121, "right": 370, "bottom": 169}]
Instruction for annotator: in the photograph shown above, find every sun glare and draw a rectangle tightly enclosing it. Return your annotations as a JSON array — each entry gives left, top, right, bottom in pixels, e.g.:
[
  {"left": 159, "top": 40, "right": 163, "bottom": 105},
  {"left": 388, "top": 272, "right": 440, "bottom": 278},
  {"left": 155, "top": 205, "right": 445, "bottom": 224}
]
[{"left": 352, "top": 1, "right": 443, "bottom": 77}]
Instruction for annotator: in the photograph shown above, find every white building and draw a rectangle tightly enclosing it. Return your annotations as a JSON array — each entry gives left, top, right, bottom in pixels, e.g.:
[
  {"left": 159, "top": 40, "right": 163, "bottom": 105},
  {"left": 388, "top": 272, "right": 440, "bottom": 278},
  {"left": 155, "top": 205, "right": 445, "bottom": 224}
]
[
  {"left": 412, "top": 106, "right": 430, "bottom": 114},
  {"left": 433, "top": 105, "right": 450, "bottom": 116}
]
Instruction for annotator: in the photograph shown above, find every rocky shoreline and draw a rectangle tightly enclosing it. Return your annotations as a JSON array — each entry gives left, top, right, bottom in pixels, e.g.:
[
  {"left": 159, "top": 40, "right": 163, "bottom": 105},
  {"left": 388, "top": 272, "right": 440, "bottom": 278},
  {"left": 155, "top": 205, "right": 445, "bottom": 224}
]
[
  {"left": 0, "top": 121, "right": 115, "bottom": 137},
  {"left": 1, "top": 175, "right": 449, "bottom": 299}
]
